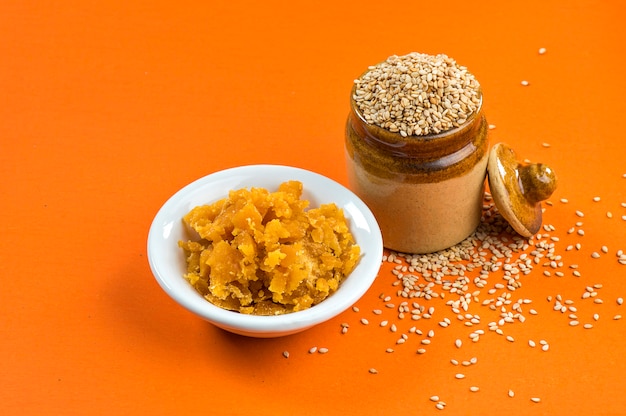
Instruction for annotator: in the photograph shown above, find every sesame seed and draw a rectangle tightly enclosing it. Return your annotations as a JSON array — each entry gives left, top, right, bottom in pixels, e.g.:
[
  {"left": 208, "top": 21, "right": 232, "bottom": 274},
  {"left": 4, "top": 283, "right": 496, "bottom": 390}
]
[
  {"left": 318, "top": 347, "right": 329, "bottom": 354},
  {"left": 528, "top": 339, "right": 536, "bottom": 348},
  {"left": 618, "top": 297, "right": 624, "bottom": 305},
  {"left": 282, "top": 351, "right": 290, "bottom": 358},
  {"left": 531, "top": 397, "right": 541, "bottom": 403},
  {"left": 354, "top": 53, "right": 481, "bottom": 136},
  {"left": 369, "top": 368, "right": 378, "bottom": 374},
  {"left": 417, "top": 348, "right": 427, "bottom": 354},
  {"left": 455, "top": 373, "right": 466, "bottom": 379},
  {"left": 576, "top": 210, "right": 585, "bottom": 217},
  {"left": 308, "top": 347, "right": 318, "bottom": 354},
  {"left": 593, "top": 196, "right": 601, "bottom": 202},
  {"left": 521, "top": 80, "right": 530, "bottom": 86},
  {"left": 508, "top": 390, "right": 515, "bottom": 398},
  {"left": 538, "top": 47, "right": 547, "bottom": 54},
  {"left": 360, "top": 318, "right": 369, "bottom": 325}
]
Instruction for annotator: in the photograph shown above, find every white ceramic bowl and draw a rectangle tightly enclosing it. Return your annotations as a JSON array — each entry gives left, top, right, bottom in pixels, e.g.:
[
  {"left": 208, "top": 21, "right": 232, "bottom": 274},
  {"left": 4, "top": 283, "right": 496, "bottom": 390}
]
[{"left": 147, "top": 164, "right": 383, "bottom": 337}]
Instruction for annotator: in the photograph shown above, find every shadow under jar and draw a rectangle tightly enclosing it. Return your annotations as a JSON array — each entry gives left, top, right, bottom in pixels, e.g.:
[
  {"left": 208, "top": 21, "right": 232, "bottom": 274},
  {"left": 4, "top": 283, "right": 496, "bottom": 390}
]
[{"left": 345, "top": 87, "right": 489, "bottom": 254}]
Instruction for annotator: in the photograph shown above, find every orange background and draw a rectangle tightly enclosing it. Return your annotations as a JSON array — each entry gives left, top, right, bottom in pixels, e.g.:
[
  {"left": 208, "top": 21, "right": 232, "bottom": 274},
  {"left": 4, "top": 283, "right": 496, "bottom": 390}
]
[{"left": 2, "top": 1, "right": 626, "bottom": 415}]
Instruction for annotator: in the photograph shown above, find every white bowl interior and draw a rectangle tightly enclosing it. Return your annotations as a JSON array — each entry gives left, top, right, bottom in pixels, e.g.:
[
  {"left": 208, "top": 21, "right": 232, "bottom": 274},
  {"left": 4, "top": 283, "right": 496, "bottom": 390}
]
[{"left": 147, "top": 165, "right": 383, "bottom": 337}]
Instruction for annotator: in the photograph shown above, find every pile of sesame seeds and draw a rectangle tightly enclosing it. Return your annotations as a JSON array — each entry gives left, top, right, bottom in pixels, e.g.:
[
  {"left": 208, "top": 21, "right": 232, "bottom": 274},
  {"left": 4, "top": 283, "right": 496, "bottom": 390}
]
[
  {"left": 347, "top": 186, "right": 624, "bottom": 410},
  {"left": 352, "top": 52, "right": 481, "bottom": 137}
]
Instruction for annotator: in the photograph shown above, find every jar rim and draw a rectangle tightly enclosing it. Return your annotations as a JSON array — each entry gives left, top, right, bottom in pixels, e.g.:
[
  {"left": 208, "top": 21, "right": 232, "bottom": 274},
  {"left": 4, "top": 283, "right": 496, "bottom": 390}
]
[{"left": 349, "top": 82, "right": 483, "bottom": 143}]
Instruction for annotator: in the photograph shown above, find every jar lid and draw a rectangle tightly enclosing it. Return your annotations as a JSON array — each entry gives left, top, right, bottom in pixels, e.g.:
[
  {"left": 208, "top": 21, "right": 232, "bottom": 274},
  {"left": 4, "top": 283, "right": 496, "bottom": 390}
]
[{"left": 487, "top": 143, "right": 558, "bottom": 237}]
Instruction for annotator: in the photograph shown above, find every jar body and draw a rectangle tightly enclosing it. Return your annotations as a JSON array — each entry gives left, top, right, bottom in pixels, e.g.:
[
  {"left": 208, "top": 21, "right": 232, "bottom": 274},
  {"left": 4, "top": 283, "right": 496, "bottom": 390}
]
[{"left": 345, "top": 103, "right": 489, "bottom": 254}]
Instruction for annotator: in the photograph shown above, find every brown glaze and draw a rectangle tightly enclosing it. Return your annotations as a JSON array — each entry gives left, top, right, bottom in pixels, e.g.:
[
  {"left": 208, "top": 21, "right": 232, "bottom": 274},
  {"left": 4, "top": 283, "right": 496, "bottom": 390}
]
[
  {"left": 487, "top": 143, "right": 557, "bottom": 237},
  {"left": 346, "top": 85, "right": 489, "bottom": 184}
]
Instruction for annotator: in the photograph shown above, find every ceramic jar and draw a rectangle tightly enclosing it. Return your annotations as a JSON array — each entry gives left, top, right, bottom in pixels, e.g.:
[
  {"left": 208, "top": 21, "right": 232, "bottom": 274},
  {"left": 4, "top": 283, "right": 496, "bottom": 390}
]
[{"left": 345, "top": 86, "right": 489, "bottom": 254}]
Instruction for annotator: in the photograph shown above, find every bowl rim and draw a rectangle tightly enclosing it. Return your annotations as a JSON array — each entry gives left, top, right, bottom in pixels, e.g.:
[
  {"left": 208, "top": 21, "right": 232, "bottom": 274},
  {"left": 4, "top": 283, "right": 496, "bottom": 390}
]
[{"left": 147, "top": 164, "right": 383, "bottom": 336}]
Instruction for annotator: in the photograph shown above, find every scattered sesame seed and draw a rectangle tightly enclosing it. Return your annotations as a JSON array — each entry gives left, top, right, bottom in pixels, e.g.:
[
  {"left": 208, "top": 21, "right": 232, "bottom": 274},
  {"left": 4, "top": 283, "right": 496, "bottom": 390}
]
[
  {"left": 528, "top": 339, "right": 536, "bottom": 348},
  {"left": 282, "top": 351, "right": 290, "bottom": 358},
  {"left": 360, "top": 318, "right": 369, "bottom": 325},
  {"left": 521, "top": 80, "right": 530, "bottom": 86},
  {"left": 617, "top": 297, "right": 624, "bottom": 305},
  {"left": 531, "top": 397, "right": 541, "bottom": 403},
  {"left": 369, "top": 368, "right": 378, "bottom": 374},
  {"left": 538, "top": 47, "right": 547, "bottom": 55},
  {"left": 455, "top": 373, "right": 466, "bottom": 379},
  {"left": 541, "top": 142, "right": 551, "bottom": 148},
  {"left": 593, "top": 196, "right": 601, "bottom": 202},
  {"left": 508, "top": 390, "right": 515, "bottom": 398},
  {"left": 308, "top": 347, "right": 318, "bottom": 354},
  {"left": 576, "top": 210, "right": 585, "bottom": 217},
  {"left": 417, "top": 348, "right": 427, "bottom": 354},
  {"left": 318, "top": 347, "right": 329, "bottom": 354},
  {"left": 470, "top": 386, "right": 480, "bottom": 392}
]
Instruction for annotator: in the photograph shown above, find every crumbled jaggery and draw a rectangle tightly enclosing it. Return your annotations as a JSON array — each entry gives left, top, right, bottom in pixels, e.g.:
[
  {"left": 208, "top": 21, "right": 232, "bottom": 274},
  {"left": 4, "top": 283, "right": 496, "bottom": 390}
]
[{"left": 178, "top": 180, "right": 360, "bottom": 315}]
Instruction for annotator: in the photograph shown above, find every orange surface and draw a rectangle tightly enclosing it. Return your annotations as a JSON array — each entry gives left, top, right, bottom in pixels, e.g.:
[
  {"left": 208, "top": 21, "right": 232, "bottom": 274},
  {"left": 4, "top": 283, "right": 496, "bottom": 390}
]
[{"left": 2, "top": 1, "right": 625, "bottom": 415}]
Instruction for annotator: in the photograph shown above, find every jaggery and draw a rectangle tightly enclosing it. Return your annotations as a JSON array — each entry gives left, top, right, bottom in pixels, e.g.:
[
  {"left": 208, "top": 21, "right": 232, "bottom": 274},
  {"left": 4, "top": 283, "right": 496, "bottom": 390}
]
[{"left": 178, "top": 180, "right": 360, "bottom": 315}]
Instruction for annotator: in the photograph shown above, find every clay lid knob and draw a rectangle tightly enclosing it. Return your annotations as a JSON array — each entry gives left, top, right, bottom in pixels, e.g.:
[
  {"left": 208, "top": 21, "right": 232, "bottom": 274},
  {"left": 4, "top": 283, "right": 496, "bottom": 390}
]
[{"left": 487, "top": 143, "right": 558, "bottom": 237}]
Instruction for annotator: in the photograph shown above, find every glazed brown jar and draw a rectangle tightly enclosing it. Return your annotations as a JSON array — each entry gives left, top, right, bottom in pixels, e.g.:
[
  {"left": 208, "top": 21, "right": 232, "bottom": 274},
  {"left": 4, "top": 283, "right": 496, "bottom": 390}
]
[{"left": 345, "top": 86, "right": 489, "bottom": 254}]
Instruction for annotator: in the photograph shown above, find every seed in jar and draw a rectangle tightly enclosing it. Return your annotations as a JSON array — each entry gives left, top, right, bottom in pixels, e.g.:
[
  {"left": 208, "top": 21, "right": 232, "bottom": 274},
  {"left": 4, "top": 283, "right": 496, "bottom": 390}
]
[{"left": 353, "top": 52, "right": 481, "bottom": 136}]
